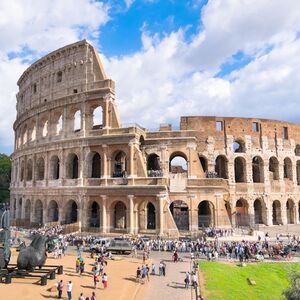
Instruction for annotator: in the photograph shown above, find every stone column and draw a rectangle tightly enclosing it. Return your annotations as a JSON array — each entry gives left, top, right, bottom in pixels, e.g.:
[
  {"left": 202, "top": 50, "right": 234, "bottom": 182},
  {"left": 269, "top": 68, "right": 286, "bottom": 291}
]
[
  {"left": 128, "top": 195, "right": 134, "bottom": 234},
  {"left": 102, "top": 144, "right": 108, "bottom": 182},
  {"left": 101, "top": 195, "right": 107, "bottom": 233},
  {"left": 63, "top": 106, "right": 68, "bottom": 138},
  {"left": 157, "top": 194, "right": 166, "bottom": 236},
  {"left": 81, "top": 102, "right": 87, "bottom": 136},
  {"left": 281, "top": 202, "right": 287, "bottom": 225},
  {"left": 103, "top": 96, "right": 110, "bottom": 129},
  {"left": 188, "top": 194, "right": 198, "bottom": 232},
  {"left": 248, "top": 201, "right": 255, "bottom": 227},
  {"left": 128, "top": 141, "right": 135, "bottom": 178},
  {"left": 214, "top": 193, "right": 223, "bottom": 227},
  {"left": 43, "top": 204, "right": 48, "bottom": 225}
]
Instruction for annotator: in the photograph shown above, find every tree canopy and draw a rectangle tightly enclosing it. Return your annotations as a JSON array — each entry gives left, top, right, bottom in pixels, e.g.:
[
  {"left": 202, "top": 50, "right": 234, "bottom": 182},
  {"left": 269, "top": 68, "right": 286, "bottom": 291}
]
[
  {"left": 283, "top": 270, "right": 300, "bottom": 300},
  {"left": 0, "top": 154, "right": 11, "bottom": 188}
]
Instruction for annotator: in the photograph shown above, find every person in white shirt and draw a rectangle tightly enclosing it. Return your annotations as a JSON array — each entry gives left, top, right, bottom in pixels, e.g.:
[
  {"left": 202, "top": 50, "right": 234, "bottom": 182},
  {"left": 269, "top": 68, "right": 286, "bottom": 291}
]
[{"left": 67, "top": 281, "right": 73, "bottom": 300}]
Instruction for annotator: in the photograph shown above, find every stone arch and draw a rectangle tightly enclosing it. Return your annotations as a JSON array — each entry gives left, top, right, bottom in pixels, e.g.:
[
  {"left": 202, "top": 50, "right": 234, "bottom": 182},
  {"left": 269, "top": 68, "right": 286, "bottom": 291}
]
[
  {"left": 12, "top": 198, "right": 17, "bottom": 219},
  {"left": 295, "top": 144, "right": 300, "bottom": 156},
  {"left": 169, "top": 152, "right": 188, "bottom": 174},
  {"left": 269, "top": 157, "right": 279, "bottom": 180},
  {"left": 139, "top": 135, "right": 145, "bottom": 151},
  {"left": 254, "top": 198, "right": 265, "bottom": 224},
  {"left": 41, "top": 118, "right": 48, "bottom": 137},
  {"left": 169, "top": 200, "right": 189, "bottom": 231},
  {"left": 215, "top": 155, "right": 228, "bottom": 179},
  {"left": 147, "top": 153, "right": 162, "bottom": 177},
  {"left": 87, "top": 152, "right": 101, "bottom": 178},
  {"left": 298, "top": 201, "right": 300, "bottom": 222},
  {"left": 36, "top": 157, "right": 45, "bottom": 180},
  {"left": 17, "top": 198, "right": 22, "bottom": 219},
  {"left": 286, "top": 199, "right": 295, "bottom": 224},
  {"left": 233, "top": 139, "right": 245, "bottom": 153},
  {"left": 29, "top": 119, "right": 36, "bottom": 142},
  {"left": 48, "top": 200, "right": 59, "bottom": 222},
  {"left": 198, "top": 200, "right": 214, "bottom": 227},
  {"left": 66, "top": 153, "right": 79, "bottom": 179},
  {"left": 252, "top": 156, "right": 264, "bottom": 183},
  {"left": 112, "top": 151, "right": 127, "bottom": 177},
  {"left": 113, "top": 201, "right": 127, "bottom": 229},
  {"left": 147, "top": 202, "right": 156, "bottom": 229},
  {"left": 296, "top": 161, "right": 300, "bottom": 185},
  {"left": 26, "top": 159, "right": 33, "bottom": 181},
  {"left": 73, "top": 110, "right": 81, "bottom": 132},
  {"left": 199, "top": 155, "right": 208, "bottom": 173},
  {"left": 50, "top": 155, "right": 60, "bottom": 180},
  {"left": 55, "top": 114, "right": 63, "bottom": 135},
  {"left": 89, "top": 201, "right": 100, "bottom": 228},
  {"left": 35, "top": 199, "right": 43, "bottom": 225},
  {"left": 284, "top": 157, "right": 293, "bottom": 180},
  {"left": 24, "top": 199, "right": 31, "bottom": 221},
  {"left": 20, "top": 160, "right": 25, "bottom": 181},
  {"left": 92, "top": 106, "right": 103, "bottom": 129},
  {"left": 272, "top": 200, "right": 282, "bottom": 225},
  {"left": 234, "top": 157, "right": 246, "bottom": 182},
  {"left": 235, "top": 198, "right": 249, "bottom": 226},
  {"left": 22, "top": 124, "right": 28, "bottom": 144},
  {"left": 65, "top": 200, "right": 78, "bottom": 224}
]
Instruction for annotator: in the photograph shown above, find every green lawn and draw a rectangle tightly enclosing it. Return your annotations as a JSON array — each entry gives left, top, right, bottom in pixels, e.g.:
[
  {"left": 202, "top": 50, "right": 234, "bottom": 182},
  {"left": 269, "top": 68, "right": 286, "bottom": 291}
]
[{"left": 200, "top": 261, "right": 300, "bottom": 300}]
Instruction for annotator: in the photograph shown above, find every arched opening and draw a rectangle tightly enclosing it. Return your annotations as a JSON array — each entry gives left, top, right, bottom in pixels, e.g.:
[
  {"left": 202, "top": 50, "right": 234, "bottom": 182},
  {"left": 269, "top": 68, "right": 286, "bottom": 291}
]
[
  {"left": 169, "top": 200, "right": 189, "bottom": 231},
  {"left": 42, "top": 119, "right": 48, "bottom": 137},
  {"left": 55, "top": 115, "right": 63, "bottom": 135},
  {"left": 22, "top": 125, "right": 28, "bottom": 144},
  {"left": 298, "top": 202, "right": 300, "bottom": 222},
  {"left": 30, "top": 123, "right": 36, "bottom": 141},
  {"left": 50, "top": 155, "right": 60, "bottom": 180},
  {"left": 48, "top": 200, "right": 59, "bottom": 222},
  {"left": 169, "top": 154, "right": 188, "bottom": 174},
  {"left": 73, "top": 110, "right": 81, "bottom": 132},
  {"left": 112, "top": 151, "right": 127, "bottom": 177},
  {"left": 235, "top": 199, "right": 249, "bottom": 226},
  {"left": 20, "top": 161, "right": 25, "bottom": 181},
  {"left": 139, "top": 136, "right": 145, "bottom": 151},
  {"left": 66, "top": 154, "right": 79, "bottom": 179},
  {"left": 234, "top": 157, "right": 246, "bottom": 182},
  {"left": 35, "top": 200, "right": 43, "bottom": 225},
  {"left": 36, "top": 157, "right": 45, "bottom": 180},
  {"left": 272, "top": 200, "right": 282, "bottom": 225},
  {"left": 233, "top": 140, "right": 245, "bottom": 153},
  {"left": 146, "top": 202, "right": 156, "bottom": 229},
  {"left": 252, "top": 156, "right": 264, "bottom": 183},
  {"left": 215, "top": 155, "right": 228, "bottom": 179},
  {"left": 269, "top": 157, "right": 279, "bottom": 180},
  {"left": 296, "top": 161, "right": 300, "bottom": 185},
  {"left": 295, "top": 144, "right": 300, "bottom": 156},
  {"left": 26, "top": 159, "right": 33, "bottom": 181},
  {"left": 147, "top": 154, "right": 162, "bottom": 177},
  {"left": 65, "top": 200, "right": 78, "bottom": 224},
  {"left": 114, "top": 201, "right": 127, "bottom": 229},
  {"left": 90, "top": 201, "right": 100, "bottom": 227},
  {"left": 198, "top": 201, "right": 214, "bottom": 228},
  {"left": 254, "top": 199, "right": 263, "bottom": 224},
  {"left": 90, "top": 152, "right": 101, "bottom": 178},
  {"left": 199, "top": 155, "right": 208, "bottom": 173},
  {"left": 286, "top": 199, "right": 295, "bottom": 224},
  {"left": 92, "top": 106, "right": 103, "bottom": 129},
  {"left": 17, "top": 198, "right": 22, "bottom": 219},
  {"left": 284, "top": 157, "right": 293, "bottom": 180},
  {"left": 24, "top": 199, "right": 31, "bottom": 221}
]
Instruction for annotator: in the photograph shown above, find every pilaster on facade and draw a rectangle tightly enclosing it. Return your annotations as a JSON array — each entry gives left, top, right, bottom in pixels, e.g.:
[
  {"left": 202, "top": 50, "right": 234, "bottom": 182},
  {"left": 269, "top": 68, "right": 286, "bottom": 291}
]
[{"left": 100, "top": 195, "right": 107, "bottom": 233}]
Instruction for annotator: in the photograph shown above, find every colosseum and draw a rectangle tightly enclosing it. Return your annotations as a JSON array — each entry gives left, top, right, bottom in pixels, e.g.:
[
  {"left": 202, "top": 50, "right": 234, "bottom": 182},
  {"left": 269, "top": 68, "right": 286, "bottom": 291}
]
[{"left": 10, "top": 40, "right": 300, "bottom": 236}]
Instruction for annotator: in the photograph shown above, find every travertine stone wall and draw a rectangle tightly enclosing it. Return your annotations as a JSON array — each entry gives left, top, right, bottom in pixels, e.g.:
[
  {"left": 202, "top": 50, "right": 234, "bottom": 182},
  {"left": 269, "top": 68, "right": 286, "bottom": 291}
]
[{"left": 10, "top": 40, "right": 300, "bottom": 236}]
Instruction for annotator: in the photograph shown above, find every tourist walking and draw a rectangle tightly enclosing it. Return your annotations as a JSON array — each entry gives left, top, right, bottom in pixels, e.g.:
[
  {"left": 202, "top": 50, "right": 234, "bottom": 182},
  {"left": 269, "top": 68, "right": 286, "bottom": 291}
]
[
  {"left": 91, "top": 291, "right": 96, "bottom": 300},
  {"left": 67, "top": 280, "right": 73, "bottom": 300},
  {"left": 57, "top": 279, "right": 63, "bottom": 300},
  {"left": 184, "top": 272, "right": 190, "bottom": 289},
  {"left": 78, "top": 293, "right": 85, "bottom": 300},
  {"left": 93, "top": 273, "right": 99, "bottom": 289},
  {"left": 102, "top": 273, "right": 108, "bottom": 288}
]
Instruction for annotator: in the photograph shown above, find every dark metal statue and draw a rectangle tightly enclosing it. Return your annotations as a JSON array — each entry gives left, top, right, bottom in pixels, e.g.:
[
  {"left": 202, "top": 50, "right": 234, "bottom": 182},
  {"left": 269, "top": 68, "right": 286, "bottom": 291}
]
[
  {"left": 17, "top": 235, "right": 48, "bottom": 271},
  {"left": 0, "top": 209, "right": 11, "bottom": 269}
]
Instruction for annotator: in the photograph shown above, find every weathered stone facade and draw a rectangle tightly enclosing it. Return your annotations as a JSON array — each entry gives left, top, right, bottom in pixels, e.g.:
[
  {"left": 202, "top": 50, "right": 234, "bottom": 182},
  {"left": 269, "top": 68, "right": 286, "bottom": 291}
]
[{"left": 10, "top": 40, "right": 300, "bottom": 236}]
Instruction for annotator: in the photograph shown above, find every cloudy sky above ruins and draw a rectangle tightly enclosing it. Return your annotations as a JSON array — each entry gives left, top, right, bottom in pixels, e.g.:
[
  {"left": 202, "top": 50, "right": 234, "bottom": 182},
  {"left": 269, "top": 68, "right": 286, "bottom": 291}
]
[{"left": 1, "top": 0, "right": 300, "bottom": 154}]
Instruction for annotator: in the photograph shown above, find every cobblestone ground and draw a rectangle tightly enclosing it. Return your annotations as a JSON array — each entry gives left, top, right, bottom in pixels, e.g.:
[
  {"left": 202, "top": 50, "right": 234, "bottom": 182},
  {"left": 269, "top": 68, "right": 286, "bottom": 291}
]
[{"left": 139, "top": 251, "right": 196, "bottom": 300}]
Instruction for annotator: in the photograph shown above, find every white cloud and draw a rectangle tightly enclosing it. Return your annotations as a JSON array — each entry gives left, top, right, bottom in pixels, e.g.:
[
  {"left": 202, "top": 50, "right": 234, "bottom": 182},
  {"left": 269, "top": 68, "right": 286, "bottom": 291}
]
[
  {"left": 124, "top": 0, "right": 135, "bottom": 9},
  {"left": 0, "top": 0, "right": 109, "bottom": 154}
]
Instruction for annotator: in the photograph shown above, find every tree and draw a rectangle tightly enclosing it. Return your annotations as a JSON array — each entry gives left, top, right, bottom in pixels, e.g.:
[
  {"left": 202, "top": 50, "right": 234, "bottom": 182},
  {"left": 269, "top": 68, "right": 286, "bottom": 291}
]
[
  {"left": 0, "top": 154, "right": 11, "bottom": 188},
  {"left": 283, "top": 270, "right": 300, "bottom": 300}
]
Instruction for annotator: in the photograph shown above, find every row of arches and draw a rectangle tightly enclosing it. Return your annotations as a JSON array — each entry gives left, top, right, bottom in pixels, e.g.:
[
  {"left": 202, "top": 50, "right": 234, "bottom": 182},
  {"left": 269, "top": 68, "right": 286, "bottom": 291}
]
[{"left": 16, "top": 105, "right": 104, "bottom": 149}]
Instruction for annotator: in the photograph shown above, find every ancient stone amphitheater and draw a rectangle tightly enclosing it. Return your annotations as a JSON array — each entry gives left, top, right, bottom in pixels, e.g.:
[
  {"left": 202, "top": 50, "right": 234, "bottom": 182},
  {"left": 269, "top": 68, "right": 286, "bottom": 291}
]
[{"left": 10, "top": 40, "right": 300, "bottom": 236}]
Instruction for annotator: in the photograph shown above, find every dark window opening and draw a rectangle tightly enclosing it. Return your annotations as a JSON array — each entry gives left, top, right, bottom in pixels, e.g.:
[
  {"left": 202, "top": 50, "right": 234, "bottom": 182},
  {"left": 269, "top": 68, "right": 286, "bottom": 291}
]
[
  {"left": 252, "top": 122, "right": 259, "bottom": 132},
  {"left": 216, "top": 121, "right": 223, "bottom": 132}
]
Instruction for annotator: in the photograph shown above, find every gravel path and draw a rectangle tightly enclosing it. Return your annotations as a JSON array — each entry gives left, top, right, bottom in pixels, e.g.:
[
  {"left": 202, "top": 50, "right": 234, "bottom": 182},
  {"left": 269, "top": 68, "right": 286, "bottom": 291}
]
[{"left": 140, "top": 252, "right": 196, "bottom": 300}]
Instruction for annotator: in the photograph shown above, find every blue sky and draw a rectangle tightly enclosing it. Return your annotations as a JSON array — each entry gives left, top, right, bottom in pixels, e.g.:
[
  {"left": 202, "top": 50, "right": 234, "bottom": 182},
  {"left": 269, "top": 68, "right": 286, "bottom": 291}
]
[{"left": 1, "top": 0, "right": 300, "bottom": 155}]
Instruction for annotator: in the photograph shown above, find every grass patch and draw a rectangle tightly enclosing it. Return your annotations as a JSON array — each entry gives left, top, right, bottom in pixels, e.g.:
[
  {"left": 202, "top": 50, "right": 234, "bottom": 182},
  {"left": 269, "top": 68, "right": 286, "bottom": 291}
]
[{"left": 200, "top": 261, "right": 300, "bottom": 300}]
